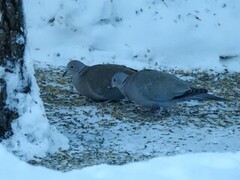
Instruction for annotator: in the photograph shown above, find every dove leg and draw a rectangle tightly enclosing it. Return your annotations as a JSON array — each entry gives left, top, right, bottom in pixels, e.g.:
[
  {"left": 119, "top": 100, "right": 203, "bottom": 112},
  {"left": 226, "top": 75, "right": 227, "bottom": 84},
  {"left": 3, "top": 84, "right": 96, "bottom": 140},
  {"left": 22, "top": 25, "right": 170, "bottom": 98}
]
[{"left": 150, "top": 106, "right": 169, "bottom": 116}]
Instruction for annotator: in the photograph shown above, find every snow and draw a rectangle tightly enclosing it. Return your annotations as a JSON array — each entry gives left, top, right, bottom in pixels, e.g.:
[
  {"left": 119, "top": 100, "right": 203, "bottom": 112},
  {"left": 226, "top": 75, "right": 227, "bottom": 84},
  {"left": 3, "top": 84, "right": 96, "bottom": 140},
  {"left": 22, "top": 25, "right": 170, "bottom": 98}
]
[
  {"left": 24, "top": 0, "right": 240, "bottom": 71},
  {"left": 2, "top": 103, "right": 68, "bottom": 159},
  {"left": 0, "top": 0, "right": 240, "bottom": 179},
  {"left": 16, "top": 34, "right": 25, "bottom": 45},
  {"left": 1, "top": 144, "right": 240, "bottom": 180}
]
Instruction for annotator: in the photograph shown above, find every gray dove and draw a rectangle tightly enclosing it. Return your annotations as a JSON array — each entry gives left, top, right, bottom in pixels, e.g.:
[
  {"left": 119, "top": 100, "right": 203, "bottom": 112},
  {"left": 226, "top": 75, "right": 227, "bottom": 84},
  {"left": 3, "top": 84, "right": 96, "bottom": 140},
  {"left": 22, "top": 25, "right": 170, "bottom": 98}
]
[
  {"left": 111, "top": 69, "right": 228, "bottom": 108},
  {"left": 63, "top": 60, "right": 137, "bottom": 101}
]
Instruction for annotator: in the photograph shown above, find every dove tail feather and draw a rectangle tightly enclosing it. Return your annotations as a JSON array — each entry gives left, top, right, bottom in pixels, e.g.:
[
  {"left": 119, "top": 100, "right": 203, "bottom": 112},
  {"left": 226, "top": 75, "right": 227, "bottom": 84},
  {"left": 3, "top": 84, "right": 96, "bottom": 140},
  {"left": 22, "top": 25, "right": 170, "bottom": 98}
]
[
  {"left": 173, "top": 88, "right": 228, "bottom": 101},
  {"left": 190, "top": 93, "right": 229, "bottom": 101}
]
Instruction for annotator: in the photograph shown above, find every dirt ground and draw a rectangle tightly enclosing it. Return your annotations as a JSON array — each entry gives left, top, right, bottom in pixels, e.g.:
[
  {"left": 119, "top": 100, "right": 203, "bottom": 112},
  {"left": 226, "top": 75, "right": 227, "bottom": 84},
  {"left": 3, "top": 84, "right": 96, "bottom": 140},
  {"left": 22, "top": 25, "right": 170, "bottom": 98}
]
[{"left": 31, "top": 64, "right": 240, "bottom": 171}]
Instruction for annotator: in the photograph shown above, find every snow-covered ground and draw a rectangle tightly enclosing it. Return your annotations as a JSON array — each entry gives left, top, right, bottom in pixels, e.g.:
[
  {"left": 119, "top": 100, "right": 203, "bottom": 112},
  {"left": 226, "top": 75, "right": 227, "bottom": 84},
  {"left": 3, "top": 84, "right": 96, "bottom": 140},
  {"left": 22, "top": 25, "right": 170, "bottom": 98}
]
[
  {"left": 1, "top": 144, "right": 240, "bottom": 180},
  {"left": 1, "top": 0, "right": 240, "bottom": 179},
  {"left": 24, "top": 0, "right": 240, "bottom": 71}
]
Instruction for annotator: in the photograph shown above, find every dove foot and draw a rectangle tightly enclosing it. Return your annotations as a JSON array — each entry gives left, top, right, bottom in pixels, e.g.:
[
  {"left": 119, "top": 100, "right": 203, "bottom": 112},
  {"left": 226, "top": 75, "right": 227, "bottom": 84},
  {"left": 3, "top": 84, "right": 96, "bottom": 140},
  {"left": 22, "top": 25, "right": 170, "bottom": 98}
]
[{"left": 150, "top": 107, "right": 170, "bottom": 116}]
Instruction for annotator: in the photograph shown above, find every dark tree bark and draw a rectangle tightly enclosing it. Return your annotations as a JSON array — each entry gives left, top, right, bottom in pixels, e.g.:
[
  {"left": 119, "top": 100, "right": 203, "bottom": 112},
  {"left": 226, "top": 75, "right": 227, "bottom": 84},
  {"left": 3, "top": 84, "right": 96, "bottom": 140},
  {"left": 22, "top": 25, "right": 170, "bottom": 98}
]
[{"left": 0, "top": 0, "right": 29, "bottom": 138}]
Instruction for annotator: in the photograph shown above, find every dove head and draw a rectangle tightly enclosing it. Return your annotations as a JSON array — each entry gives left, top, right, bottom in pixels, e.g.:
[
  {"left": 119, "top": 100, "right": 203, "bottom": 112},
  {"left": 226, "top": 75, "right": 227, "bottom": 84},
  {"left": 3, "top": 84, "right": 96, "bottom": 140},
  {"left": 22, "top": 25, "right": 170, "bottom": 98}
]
[
  {"left": 111, "top": 72, "right": 129, "bottom": 89},
  {"left": 63, "top": 60, "right": 87, "bottom": 77}
]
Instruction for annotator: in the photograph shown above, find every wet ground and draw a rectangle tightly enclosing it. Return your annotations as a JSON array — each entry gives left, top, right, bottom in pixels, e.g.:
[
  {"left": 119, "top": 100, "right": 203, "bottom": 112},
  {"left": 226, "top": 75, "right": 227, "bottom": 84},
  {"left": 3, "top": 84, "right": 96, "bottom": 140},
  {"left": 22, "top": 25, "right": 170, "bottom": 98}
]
[{"left": 31, "top": 64, "right": 240, "bottom": 171}]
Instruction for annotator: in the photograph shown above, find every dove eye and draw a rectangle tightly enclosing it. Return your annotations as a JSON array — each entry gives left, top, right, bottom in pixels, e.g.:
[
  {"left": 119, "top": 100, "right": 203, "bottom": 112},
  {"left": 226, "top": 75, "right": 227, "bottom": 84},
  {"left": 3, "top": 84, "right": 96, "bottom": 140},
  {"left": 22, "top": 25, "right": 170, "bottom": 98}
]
[
  {"left": 113, "top": 78, "right": 116, "bottom": 82},
  {"left": 71, "top": 65, "right": 74, "bottom": 68}
]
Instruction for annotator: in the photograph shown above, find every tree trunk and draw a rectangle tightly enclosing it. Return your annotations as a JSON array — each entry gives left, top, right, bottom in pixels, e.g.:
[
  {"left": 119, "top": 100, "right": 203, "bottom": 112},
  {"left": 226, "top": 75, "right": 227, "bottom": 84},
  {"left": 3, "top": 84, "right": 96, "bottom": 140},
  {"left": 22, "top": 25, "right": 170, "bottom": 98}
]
[{"left": 0, "top": 0, "right": 28, "bottom": 138}]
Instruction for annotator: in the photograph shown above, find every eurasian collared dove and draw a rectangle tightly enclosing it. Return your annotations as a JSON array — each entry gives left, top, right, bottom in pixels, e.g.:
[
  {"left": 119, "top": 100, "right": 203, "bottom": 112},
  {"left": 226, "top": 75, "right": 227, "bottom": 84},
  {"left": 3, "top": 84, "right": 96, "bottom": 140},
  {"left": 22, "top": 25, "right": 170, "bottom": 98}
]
[
  {"left": 111, "top": 69, "right": 228, "bottom": 108},
  {"left": 63, "top": 60, "right": 137, "bottom": 101}
]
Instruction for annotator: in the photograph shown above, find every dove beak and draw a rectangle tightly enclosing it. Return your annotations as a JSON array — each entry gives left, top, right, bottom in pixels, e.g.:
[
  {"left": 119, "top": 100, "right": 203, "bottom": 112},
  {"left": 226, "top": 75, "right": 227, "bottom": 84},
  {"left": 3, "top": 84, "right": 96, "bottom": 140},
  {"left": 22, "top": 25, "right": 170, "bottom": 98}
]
[
  {"left": 63, "top": 70, "right": 68, "bottom": 77},
  {"left": 110, "top": 81, "right": 115, "bottom": 88},
  {"left": 111, "top": 84, "right": 117, "bottom": 88},
  {"left": 107, "top": 85, "right": 112, "bottom": 89}
]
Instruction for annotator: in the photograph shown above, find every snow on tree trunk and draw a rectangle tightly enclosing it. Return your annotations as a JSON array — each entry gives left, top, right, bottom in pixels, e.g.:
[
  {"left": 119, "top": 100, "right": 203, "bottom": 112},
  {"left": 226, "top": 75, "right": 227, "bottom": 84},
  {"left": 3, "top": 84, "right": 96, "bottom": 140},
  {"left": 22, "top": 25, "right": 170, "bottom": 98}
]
[{"left": 0, "top": 0, "right": 29, "bottom": 138}]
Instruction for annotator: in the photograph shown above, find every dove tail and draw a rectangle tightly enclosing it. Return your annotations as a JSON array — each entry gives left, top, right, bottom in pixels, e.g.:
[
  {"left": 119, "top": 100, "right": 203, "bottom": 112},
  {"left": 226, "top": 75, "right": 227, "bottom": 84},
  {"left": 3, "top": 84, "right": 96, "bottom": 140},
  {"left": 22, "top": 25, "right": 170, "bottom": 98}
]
[
  {"left": 191, "top": 93, "right": 229, "bottom": 101},
  {"left": 174, "top": 88, "right": 229, "bottom": 101}
]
